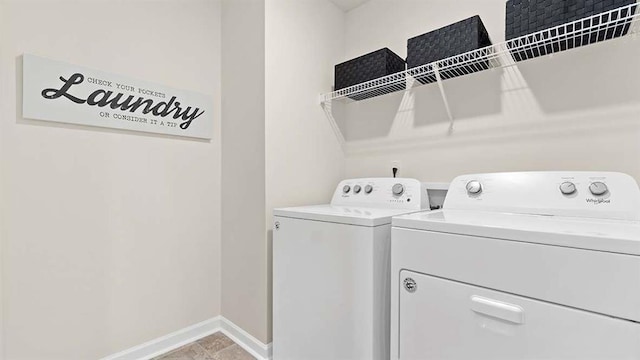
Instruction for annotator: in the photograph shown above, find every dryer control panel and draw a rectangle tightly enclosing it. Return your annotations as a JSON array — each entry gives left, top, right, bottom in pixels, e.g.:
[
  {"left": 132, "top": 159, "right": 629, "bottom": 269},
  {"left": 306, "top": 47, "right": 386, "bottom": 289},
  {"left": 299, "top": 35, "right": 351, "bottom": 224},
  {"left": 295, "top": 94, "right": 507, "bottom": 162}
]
[
  {"left": 444, "top": 172, "right": 640, "bottom": 221},
  {"left": 331, "top": 178, "right": 448, "bottom": 211}
]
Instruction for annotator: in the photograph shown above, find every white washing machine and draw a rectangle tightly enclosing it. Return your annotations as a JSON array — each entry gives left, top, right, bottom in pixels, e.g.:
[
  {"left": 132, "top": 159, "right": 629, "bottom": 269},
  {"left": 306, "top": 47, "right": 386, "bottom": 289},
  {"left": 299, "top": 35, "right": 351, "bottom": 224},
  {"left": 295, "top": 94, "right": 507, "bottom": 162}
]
[
  {"left": 273, "top": 178, "right": 448, "bottom": 360},
  {"left": 390, "top": 172, "right": 640, "bottom": 360}
]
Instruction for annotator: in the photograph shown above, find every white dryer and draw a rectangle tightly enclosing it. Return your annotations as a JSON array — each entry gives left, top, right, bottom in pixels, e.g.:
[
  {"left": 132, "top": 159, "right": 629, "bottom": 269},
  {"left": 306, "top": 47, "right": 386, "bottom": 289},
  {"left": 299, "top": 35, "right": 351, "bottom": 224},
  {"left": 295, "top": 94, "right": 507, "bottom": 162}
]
[
  {"left": 273, "top": 178, "right": 448, "bottom": 360},
  {"left": 391, "top": 172, "right": 640, "bottom": 360}
]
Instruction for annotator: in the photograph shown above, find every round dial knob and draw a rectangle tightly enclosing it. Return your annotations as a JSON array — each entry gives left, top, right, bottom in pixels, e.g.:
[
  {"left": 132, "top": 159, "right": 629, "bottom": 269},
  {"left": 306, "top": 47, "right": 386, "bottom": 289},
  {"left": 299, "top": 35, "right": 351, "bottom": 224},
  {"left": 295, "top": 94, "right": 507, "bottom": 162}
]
[
  {"left": 353, "top": 185, "right": 362, "bottom": 194},
  {"left": 589, "top": 182, "right": 608, "bottom": 196},
  {"left": 392, "top": 183, "right": 405, "bottom": 196},
  {"left": 559, "top": 181, "right": 577, "bottom": 195},
  {"left": 466, "top": 180, "right": 482, "bottom": 195},
  {"left": 364, "top": 185, "right": 373, "bottom": 194},
  {"left": 342, "top": 185, "right": 351, "bottom": 194}
]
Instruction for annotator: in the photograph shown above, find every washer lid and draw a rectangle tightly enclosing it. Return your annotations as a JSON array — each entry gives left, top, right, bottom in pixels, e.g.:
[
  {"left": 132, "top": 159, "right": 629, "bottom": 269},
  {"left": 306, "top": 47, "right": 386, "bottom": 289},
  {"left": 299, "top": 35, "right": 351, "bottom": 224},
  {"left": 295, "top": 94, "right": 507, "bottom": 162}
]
[
  {"left": 392, "top": 209, "right": 640, "bottom": 256},
  {"left": 274, "top": 204, "right": 421, "bottom": 227}
]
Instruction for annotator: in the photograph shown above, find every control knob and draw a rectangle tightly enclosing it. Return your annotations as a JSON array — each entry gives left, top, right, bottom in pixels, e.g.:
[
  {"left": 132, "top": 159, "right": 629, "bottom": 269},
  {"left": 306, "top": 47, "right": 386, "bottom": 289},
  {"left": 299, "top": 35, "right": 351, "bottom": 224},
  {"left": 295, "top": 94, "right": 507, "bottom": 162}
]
[
  {"left": 364, "top": 185, "right": 373, "bottom": 194},
  {"left": 466, "top": 180, "right": 482, "bottom": 195},
  {"left": 559, "top": 181, "right": 576, "bottom": 195},
  {"left": 589, "top": 182, "right": 608, "bottom": 196},
  {"left": 343, "top": 185, "right": 351, "bottom": 194},
  {"left": 353, "top": 185, "right": 362, "bottom": 194},
  {"left": 392, "top": 183, "right": 405, "bottom": 196}
]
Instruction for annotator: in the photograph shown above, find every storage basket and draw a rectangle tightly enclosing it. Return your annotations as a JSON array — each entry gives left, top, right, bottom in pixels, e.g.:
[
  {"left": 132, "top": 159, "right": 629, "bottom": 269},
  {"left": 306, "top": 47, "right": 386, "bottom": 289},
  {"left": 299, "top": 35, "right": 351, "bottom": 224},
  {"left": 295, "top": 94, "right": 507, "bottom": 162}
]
[
  {"left": 407, "top": 15, "right": 492, "bottom": 84},
  {"left": 334, "top": 48, "right": 406, "bottom": 101},
  {"left": 506, "top": 0, "right": 637, "bottom": 61}
]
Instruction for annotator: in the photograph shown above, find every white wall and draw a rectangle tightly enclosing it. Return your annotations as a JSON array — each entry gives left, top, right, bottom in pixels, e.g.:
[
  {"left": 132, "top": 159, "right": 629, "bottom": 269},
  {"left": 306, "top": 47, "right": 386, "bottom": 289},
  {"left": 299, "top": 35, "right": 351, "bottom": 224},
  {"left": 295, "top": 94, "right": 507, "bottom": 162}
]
[
  {"left": 220, "top": 0, "right": 269, "bottom": 345},
  {"left": 340, "top": 0, "right": 640, "bottom": 182},
  {"left": 265, "top": 0, "right": 346, "bottom": 342},
  {"left": 0, "top": 1, "right": 6, "bottom": 356},
  {"left": 220, "top": 0, "right": 346, "bottom": 345},
  {"left": 0, "top": 0, "right": 222, "bottom": 359}
]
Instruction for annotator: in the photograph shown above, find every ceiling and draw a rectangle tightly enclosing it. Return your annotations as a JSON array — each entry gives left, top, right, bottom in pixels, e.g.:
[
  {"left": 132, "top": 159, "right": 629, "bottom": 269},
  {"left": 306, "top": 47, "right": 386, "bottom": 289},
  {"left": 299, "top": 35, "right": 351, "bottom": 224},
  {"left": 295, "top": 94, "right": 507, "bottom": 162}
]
[{"left": 329, "top": 0, "right": 371, "bottom": 12}]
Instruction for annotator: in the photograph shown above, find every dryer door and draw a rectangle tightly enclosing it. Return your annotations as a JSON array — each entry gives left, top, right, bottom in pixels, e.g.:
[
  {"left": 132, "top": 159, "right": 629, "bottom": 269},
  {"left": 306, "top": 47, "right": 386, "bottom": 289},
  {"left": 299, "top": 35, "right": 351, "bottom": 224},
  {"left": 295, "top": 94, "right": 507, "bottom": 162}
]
[{"left": 398, "top": 270, "right": 640, "bottom": 360}]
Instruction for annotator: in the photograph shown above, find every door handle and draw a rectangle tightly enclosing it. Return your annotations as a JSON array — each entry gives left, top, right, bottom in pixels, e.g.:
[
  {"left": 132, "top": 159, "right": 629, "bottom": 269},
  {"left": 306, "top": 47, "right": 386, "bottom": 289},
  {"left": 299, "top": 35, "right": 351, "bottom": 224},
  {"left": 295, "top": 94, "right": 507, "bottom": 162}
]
[{"left": 471, "top": 295, "right": 524, "bottom": 324}]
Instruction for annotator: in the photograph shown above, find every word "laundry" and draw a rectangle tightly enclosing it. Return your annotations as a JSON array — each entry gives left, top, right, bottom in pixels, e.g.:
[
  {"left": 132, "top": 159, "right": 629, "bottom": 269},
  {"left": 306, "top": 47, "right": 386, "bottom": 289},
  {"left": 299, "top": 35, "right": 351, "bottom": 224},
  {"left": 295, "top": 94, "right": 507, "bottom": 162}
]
[{"left": 41, "top": 73, "right": 204, "bottom": 130}]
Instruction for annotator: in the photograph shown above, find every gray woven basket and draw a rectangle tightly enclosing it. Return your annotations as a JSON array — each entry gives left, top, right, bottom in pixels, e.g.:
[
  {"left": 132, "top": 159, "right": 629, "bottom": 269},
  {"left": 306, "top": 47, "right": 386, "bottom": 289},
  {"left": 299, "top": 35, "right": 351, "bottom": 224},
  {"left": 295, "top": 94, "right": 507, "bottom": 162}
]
[
  {"left": 334, "top": 48, "right": 406, "bottom": 101},
  {"left": 407, "top": 16, "right": 492, "bottom": 84},
  {"left": 506, "top": 0, "right": 637, "bottom": 61}
]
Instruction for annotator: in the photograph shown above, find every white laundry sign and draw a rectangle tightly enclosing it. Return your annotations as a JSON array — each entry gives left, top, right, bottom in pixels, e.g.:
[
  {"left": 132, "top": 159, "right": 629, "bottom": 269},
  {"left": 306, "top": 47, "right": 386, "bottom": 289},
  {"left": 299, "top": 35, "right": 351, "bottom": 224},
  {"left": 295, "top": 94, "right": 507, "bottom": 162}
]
[{"left": 22, "top": 54, "right": 213, "bottom": 139}]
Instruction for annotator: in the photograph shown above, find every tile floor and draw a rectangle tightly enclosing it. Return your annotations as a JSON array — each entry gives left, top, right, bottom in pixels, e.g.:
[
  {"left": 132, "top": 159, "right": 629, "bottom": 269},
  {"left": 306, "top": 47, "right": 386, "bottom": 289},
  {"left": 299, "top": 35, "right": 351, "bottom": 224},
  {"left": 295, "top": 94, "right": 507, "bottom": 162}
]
[{"left": 152, "top": 332, "right": 255, "bottom": 360}]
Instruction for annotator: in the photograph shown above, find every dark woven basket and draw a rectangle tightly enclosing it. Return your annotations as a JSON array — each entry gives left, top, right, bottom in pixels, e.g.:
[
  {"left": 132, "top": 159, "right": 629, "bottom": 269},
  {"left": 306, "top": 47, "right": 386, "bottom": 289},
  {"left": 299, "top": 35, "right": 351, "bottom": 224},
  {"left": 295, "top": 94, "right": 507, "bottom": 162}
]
[
  {"left": 407, "top": 15, "right": 492, "bottom": 84},
  {"left": 506, "top": 0, "right": 637, "bottom": 61},
  {"left": 334, "top": 48, "right": 406, "bottom": 101}
]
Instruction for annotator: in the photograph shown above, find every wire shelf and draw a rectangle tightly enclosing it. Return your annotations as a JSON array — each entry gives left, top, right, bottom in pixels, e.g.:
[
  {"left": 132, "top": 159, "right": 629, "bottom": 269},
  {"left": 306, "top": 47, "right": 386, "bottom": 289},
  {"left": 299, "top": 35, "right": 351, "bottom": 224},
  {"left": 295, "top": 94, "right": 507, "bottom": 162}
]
[{"left": 321, "top": 3, "right": 640, "bottom": 104}]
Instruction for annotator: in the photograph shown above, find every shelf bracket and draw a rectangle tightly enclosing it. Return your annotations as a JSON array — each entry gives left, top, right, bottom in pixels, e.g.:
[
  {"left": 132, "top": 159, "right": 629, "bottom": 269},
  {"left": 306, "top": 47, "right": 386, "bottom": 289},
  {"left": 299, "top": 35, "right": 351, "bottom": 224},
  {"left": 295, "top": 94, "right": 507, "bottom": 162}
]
[
  {"left": 320, "top": 99, "right": 347, "bottom": 153},
  {"left": 433, "top": 63, "right": 454, "bottom": 133}
]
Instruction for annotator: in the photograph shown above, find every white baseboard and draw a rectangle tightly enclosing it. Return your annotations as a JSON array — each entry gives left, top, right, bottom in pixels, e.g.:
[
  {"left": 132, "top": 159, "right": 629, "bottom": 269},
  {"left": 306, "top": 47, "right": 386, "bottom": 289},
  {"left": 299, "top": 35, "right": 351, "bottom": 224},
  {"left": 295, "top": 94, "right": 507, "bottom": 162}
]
[
  {"left": 219, "top": 317, "right": 272, "bottom": 360},
  {"left": 100, "top": 316, "right": 272, "bottom": 360}
]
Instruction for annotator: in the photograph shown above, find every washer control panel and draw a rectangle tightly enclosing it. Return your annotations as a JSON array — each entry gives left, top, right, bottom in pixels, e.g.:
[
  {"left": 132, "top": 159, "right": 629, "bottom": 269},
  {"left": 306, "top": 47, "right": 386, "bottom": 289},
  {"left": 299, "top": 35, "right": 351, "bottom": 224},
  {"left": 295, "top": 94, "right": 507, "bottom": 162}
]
[
  {"left": 444, "top": 172, "right": 640, "bottom": 220},
  {"left": 332, "top": 178, "right": 431, "bottom": 210}
]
